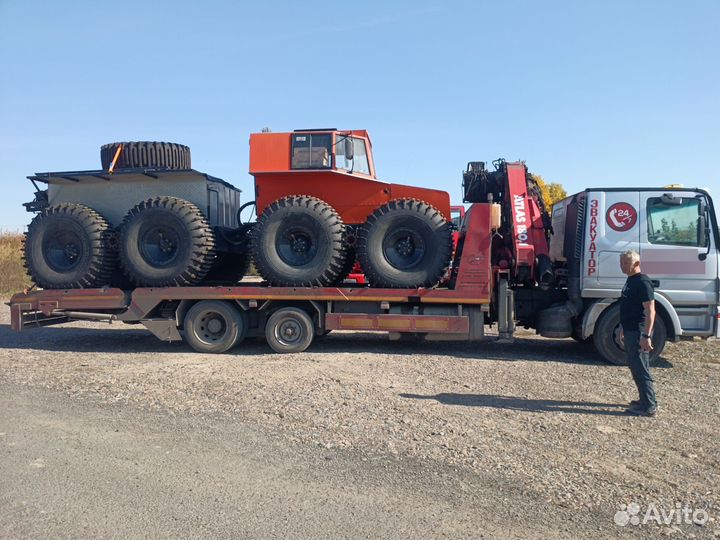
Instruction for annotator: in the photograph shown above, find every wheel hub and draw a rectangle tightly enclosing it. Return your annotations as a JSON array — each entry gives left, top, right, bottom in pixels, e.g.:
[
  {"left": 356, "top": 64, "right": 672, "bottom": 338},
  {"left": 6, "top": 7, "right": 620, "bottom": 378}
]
[
  {"left": 279, "top": 320, "right": 301, "bottom": 343},
  {"left": 382, "top": 227, "right": 426, "bottom": 270},
  {"left": 291, "top": 235, "right": 310, "bottom": 253},
  {"left": 197, "top": 312, "right": 227, "bottom": 343},
  {"left": 396, "top": 237, "right": 415, "bottom": 257},
  {"left": 276, "top": 228, "right": 318, "bottom": 267},
  {"left": 44, "top": 226, "right": 84, "bottom": 272},
  {"left": 207, "top": 317, "right": 223, "bottom": 334},
  {"left": 63, "top": 243, "right": 79, "bottom": 261},
  {"left": 140, "top": 225, "right": 181, "bottom": 267},
  {"left": 613, "top": 325, "right": 626, "bottom": 351},
  {"left": 158, "top": 233, "right": 175, "bottom": 253}
]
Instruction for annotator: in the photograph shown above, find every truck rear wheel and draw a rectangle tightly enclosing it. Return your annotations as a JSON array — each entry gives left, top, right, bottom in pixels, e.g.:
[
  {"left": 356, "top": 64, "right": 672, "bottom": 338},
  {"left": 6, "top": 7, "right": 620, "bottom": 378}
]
[
  {"left": 24, "top": 204, "right": 117, "bottom": 289},
  {"left": 184, "top": 300, "right": 247, "bottom": 353},
  {"left": 265, "top": 307, "right": 315, "bottom": 353},
  {"left": 100, "top": 141, "right": 191, "bottom": 170},
  {"left": 119, "top": 197, "right": 216, "bottom": 286},
  {"left": 593, "top": 303, "right": 667, "bottom": 366},
  {"left": 357, "top": 199, "right": 452, "bottom": 288},
  {"left": 251, "top": 196, "right": 347, "bottom": 286}
]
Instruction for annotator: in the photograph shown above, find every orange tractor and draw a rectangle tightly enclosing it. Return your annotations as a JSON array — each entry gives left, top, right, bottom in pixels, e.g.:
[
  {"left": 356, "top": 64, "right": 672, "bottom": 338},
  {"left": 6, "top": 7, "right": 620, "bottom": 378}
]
[{"left": 248, "top": 128, "right": 453, "bottom": 288}]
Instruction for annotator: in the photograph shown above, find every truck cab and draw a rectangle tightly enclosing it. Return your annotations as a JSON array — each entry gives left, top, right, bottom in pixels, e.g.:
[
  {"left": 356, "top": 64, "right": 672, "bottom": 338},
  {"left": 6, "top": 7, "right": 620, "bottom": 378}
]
[{"left": 551, "top": 187, "right": 720, "bottom": 362}]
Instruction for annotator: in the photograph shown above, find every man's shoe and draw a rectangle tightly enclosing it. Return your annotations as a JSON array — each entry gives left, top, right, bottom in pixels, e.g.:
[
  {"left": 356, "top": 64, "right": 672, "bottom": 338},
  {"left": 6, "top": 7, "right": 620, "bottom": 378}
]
[{"left": 625, "top": 405, "right": 657, "bottom": 417}]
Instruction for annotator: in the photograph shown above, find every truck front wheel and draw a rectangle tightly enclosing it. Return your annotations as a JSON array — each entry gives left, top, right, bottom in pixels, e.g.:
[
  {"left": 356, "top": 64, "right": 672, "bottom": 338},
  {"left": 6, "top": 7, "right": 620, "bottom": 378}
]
[
  {"left": 183, "top": 301, "right": 247, "bottom": 353},
  {"left": 593, "top": 303, "right": 667, "bottom": 366},
  {"left": 24, "top": 204, "right": 117, "bottom": 289},
  {"left": 119, "top": 197, "right": 216, "bottom": 286}
]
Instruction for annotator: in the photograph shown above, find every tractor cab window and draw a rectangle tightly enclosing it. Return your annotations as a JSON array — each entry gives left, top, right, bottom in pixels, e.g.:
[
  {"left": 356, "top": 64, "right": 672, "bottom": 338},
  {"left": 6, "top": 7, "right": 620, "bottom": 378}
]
[
  {"left": 335, "top": 135, "right": 370, "bottom": 175},
  {"left": 291, "top": 133, "right": 332, "bottom": 169},
  {"left": 647, "top": 196, "right": 707, "bottom": 247}
]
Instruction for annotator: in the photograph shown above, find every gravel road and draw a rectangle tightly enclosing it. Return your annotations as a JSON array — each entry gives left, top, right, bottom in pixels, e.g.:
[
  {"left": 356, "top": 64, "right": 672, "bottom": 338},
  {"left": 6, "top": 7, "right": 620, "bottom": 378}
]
[{"left": 1, "top": 303, "right": 718, "bottom": 539}]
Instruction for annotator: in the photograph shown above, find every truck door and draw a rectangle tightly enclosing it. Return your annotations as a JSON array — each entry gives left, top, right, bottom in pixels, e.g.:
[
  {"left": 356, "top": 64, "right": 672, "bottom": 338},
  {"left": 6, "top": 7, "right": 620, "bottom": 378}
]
[
  {"left": 639, "top": 190, "right": 718, "bottom": 337},
  {"left": 581, "top": 190, "right": 641, "bottom": 294}
]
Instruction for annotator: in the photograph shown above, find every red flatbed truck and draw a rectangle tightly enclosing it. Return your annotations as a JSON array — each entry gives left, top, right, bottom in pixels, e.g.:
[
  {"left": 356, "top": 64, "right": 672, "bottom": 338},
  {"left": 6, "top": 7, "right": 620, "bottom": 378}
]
[{"left": 10, "top": 161, "right": 720, "bottom": 364}]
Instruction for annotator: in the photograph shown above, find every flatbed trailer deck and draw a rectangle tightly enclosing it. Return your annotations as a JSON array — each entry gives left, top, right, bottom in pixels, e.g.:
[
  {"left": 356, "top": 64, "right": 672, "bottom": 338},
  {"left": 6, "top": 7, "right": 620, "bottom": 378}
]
[{"left": 9, "top": 281, "right": 492, "bottom": 351}]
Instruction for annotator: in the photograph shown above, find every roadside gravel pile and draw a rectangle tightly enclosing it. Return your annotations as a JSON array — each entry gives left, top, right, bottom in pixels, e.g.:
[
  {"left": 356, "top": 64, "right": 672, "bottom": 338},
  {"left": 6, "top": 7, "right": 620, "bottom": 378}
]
[{"left": 1, "top": 305, "right": 718, "bottom": 539}]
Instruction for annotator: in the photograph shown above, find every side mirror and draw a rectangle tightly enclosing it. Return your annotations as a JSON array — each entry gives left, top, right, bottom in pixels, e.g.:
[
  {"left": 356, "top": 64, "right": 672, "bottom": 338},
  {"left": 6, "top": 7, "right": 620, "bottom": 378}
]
[
  {"left": 344, "top": 138, "right": 354, "bottom": 161},
  {"left": 698, "top": 214, "right": 707, "bottom": 247}
]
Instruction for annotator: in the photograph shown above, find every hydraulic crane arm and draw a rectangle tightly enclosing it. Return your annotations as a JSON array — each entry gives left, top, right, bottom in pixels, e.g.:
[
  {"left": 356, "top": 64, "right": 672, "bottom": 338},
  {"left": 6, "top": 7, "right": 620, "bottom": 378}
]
[{"left": 462, "top": 160, "right": 553, "bottom": 286}]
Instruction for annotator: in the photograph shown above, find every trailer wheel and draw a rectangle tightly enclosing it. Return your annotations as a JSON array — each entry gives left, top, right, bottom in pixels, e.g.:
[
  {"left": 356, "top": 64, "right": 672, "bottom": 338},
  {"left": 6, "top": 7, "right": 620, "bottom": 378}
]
[
  {"left": 24, "top": 203, "right": 117, "bottom": 289},
  {"left": 593, "top": 303, "right": 667, "bottom": 366},
  {"left": 100, "top": 141, "right": 191, "bottom": 170},
  {"left": 119, "top": 197, "right": 216, "bottom": 286},
  {"left": 265, "top": 307, "right": 315, "bottom": 353},
  {"left": 357, "top": 199, "right": 452, "bottom": 288},
  {"left": 184, "top": 301, "right": 247, "bottom": 353},
  {"left": 251, "top": 196, "right": 347, "bottom": 286}
]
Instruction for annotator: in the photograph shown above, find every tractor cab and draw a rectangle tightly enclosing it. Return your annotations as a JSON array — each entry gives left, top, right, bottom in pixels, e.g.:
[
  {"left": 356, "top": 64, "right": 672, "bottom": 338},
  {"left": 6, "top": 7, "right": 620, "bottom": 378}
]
[
  {"left": 250, "top": 128, "right": 376, "bottom": 178},
  {"left": 288, "top": 130, "right": 374, "bottom": 177}
]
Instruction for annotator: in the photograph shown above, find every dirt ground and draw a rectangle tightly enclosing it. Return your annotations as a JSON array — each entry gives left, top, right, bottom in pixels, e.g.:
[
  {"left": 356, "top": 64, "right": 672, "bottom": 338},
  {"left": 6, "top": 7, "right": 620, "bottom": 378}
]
[{"left": 1, "top": 303, "right": 718, "bottom": 539}]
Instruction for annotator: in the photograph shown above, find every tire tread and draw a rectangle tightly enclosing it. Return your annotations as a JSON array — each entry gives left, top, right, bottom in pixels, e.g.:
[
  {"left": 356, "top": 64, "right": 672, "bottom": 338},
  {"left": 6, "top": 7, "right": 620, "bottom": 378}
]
[
  {"left": 251, "top": 195, "right": 347, "bottom": 286},
  {"left": 119, "top": 196, "right": 215, "bottom": 286},
  {"left": 357, "top": 198, "right": 452, "bottom": 288},
  {"left": 24, "top": 203, "right": 117, "bottom": 289},
  {"left": 100, "top": 141, "right": 191, "bottom": 170}
]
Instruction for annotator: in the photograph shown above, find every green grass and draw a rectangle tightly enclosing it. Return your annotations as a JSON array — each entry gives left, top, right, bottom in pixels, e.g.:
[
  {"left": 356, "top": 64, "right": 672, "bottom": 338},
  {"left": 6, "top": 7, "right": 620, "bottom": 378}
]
[{"left": 0, "top": 230, "right": 31, "bottom": 297}]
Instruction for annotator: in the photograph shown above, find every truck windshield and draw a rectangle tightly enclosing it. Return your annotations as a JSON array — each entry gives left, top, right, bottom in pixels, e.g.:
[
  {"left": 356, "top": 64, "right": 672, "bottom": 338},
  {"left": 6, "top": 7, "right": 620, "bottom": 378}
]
[
  {"left": 291, "top": 133, "right": 332, "bottom": 169},
  {"left": 647, "top": 196, "right": 706, "bottom": 247},
  {"left": 335, "top": 136, "right": 370, "bottom": 175}
]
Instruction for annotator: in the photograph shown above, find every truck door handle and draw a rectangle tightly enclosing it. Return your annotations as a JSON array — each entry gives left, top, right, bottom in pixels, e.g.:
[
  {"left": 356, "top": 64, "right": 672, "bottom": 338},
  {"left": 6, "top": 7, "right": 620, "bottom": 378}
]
[{"left": 651, "top": 280, "right": 660, "bottom": 288}]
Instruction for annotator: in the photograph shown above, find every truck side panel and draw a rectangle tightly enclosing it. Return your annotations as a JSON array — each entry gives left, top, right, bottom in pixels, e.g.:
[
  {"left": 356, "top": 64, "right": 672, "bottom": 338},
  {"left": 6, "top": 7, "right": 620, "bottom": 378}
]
[{"left": 580, "top": 190, "right": 641, "bottom": 295}]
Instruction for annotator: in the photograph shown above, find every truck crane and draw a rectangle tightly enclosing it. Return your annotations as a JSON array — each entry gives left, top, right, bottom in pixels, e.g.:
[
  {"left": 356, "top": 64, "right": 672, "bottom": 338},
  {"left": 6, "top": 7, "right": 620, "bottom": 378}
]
[{"left": 11, "top": 135, "right": 720, "bottom": 366}]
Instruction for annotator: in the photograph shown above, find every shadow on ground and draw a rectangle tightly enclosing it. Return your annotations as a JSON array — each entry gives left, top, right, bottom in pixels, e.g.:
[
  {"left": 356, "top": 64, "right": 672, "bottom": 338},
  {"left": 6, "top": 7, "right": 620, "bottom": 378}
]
[
  {"left": 399, "top": 392, "right": 631, "bottom": 416},
  {"left": 0, "top": 323, "right": 673, "bottom": 368}
]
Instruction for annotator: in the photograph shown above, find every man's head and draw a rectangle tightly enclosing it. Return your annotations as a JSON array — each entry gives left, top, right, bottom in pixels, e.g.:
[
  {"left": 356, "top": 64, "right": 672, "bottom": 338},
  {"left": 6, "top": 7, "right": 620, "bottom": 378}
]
[{"left": 620, "top": 249, "right": 641, "bottom": 276}]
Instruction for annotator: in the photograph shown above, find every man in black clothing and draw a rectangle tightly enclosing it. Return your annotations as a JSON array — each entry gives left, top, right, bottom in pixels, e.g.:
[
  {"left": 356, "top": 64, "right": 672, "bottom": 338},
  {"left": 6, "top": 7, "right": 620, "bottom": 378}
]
[{"left": 619, "top": 249, "right": 657, "bottom": 417}]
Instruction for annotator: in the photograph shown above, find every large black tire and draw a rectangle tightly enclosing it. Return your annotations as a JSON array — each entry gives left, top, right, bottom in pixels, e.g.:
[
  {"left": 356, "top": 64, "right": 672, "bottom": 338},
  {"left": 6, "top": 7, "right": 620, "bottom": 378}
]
[
  {"left": 251, "top": 196, "right": 347, "bottom": 286},
  {"left": 593, "top": 303, "right": 667, "bottom": 366},
  {"left": 24, "top": 204, "right": 117, "bottom": 289},
  {"left": 119, "top": 197, "right": 216, "bottom": 286},
  {"left": 100, "top": 141, "right": 191, "bottom": 170},
  {"left": 265, "top": 307, "right": 315, "bottom": 353},
  {"left": 357, "top": 199, "right": 453, "bottom": 288},
  {"left": 184, "top": 300, "right": 247, "bottom": 353}
]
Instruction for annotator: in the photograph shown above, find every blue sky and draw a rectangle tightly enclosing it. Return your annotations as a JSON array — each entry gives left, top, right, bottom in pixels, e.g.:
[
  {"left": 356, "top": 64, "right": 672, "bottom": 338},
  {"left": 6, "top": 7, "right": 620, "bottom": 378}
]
[{"left": 1, "top": 0, "right": 718, "bottom": 230}]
